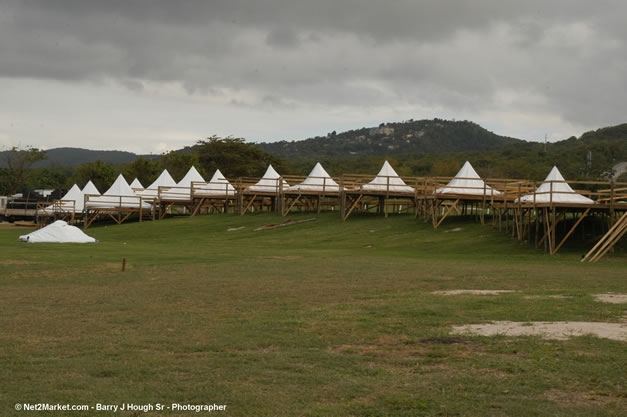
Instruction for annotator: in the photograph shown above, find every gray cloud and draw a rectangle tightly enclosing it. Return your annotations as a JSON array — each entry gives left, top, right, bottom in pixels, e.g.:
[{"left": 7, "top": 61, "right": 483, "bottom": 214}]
[{"left": 0, "top": 0, "right": 626, "bottom": 150}]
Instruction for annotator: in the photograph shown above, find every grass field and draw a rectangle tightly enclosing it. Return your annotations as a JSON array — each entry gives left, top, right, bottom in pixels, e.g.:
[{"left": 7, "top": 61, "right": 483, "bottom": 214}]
[{"left": 1, "top": 213, "right": 625, "bottom": 416}]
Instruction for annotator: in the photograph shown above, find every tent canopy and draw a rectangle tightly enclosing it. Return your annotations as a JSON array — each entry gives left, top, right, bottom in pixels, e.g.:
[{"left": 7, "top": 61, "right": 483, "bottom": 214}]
[
  {"left": 82, "top": 180, "right": 100, "bottom": 196},
  {"left": 176, "top": 166, "right": 205, "bottom": 187},
  {"left": 41, "top": 184, "right": 84, "bottom": 214},
  {"left": 19, "top": 220, "right": 97, "bottom": 243},
  {"left": 361, "top": 160, "right": 415, "bottom": 193},
  {"left": 289, "top": 162, "right": 340, "bottom": 192},
  {"left": 139, "top": 169, "right": 176, "bottom": 198},
  {"left": 518, "top": 166, "right": 594, "bottom": 204},
  {"left": 130, "top": 178, "right": 144, "bottom": 190},
  {"left": 247, "top": 164, "right": 289, "bottom": 193},
  {"left": 160, "top": 166, "right": 205, "bottom": 200},
  {"left": 102, "top": 174, "right": 136, "bottom": 196},
  {"left": 86, "top": 174, "right": 151, "bottom": 208},
  {"left": 195, "top": 169, "right": 236, "bottom": 196},
  {"left": 436, "top": 161, "right": 502, "bottom": 196}
]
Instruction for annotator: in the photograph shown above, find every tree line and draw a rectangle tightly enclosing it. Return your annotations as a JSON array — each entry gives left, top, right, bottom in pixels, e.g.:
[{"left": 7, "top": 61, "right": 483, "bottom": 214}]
[{"left": 2, "top": 127, "right": 626, "bottom": 196}]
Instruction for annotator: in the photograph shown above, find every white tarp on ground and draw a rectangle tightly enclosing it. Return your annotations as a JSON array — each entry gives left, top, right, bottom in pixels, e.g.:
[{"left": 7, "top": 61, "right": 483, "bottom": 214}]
[
  {"left": 138, "top": 169, "right": 177, "bottom": 199},
  {"left": 247, "top": 165, "right": 289, "bottom": 193},
  {"left": 19, "top": 220, "right": 97, "bottom": 243},
  {"left": 159, "top": 166, "right": 205, "bottom": 200},
  {"left": 436, "top": 161, "right": 502, "bottom": 196},
  {"left": 86, "top": 174, "right": 151, "bottom": 208},
  {"left": 518, "top": 166, "right": 595, "bottom": 204},
  {"left": 82, "top": 180, "right": 101, "bottom": 196},
  {"left": 289, "top": 162, "right": 341, "bottom": 192},
  {"left": 360, "top": 160, "right": 415, "bottom": 193},
  {"left": 41, "top": 184, "right": 84, "bottom": 214},
  {"left": 130, "top": 178, "right": 144, "bottom": 190},
  {"left": 195, "top": 169, "right": 236, "bottom": 196}
]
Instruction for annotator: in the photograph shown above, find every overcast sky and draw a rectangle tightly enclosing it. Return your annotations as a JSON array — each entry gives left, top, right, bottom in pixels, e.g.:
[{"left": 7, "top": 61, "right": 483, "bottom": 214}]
[{"left": 1, "top": 0, "right": 625, "bottom": 153}]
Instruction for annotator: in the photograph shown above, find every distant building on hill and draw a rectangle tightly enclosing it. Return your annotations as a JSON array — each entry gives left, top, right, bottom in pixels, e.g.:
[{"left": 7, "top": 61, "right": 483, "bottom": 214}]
[{"left": 369, "top": 126, "right": 394, "bottom": 137}]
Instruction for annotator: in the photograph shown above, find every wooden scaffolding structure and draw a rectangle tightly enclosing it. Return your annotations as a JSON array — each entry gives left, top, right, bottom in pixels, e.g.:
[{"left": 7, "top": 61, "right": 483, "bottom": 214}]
[
  {"left": 83, "top": 194, "right": 153, "bottom": 228},
  {"left": 503, "top": 179, "right": 627, "bottom": 255},
  {"left": 36, "top": 200, "right": 80, "bottom": 226}
]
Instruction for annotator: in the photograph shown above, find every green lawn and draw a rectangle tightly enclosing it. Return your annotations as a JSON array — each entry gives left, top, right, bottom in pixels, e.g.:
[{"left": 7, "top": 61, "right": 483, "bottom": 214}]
[{"left": 1, "top": 213, "right": 625, "bottom": 416}]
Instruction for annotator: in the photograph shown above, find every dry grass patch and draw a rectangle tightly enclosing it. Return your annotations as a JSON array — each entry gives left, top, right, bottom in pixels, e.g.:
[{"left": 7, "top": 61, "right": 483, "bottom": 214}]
[
  {"left": 544, "top": 388, "right": 625, "bottom": 407},
  {"left": 0, "top": 259, "right": 37, "bottom": 265}
]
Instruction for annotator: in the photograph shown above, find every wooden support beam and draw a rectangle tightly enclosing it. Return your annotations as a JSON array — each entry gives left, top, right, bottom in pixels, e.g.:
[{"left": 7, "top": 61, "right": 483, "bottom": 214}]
[
  {"left": 582, "top": 210, "right": 627, "bottom": 262},
  {"left": 282, "top": 194, "right": 302, "bottom": 216},
  {"left": 84, "top": 210, "right": 98, "bottom": 229},
  {"left": 343, "top": 194, "right": 364, "bottom": 221},
  {"left": 434, "top": 199, "right": 459, "bottom": 229},
  {"left": 159, "top": 202, "right": 174, "bottom": 220},
  {"left": 191, "top": 198, "right": 206, "bottom": 216},
  {"left": 551, "top": 207, "right": 591, "bottom": 255},
  {"left": 537, "top": 209, "right": 566, "bottom": 247},
  {"left": 544, "top": 208, "right": 552, "bottom": 252},
  {"left": 590, "top": 224, "right": 626, "bottom": 263},
  {"left": 242, "top": 194, "right": 258, "bottom": 215}
]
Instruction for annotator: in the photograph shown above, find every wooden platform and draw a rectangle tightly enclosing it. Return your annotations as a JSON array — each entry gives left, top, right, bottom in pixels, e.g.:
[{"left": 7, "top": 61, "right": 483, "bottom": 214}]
[{"left": 83, "top": 195, "right": 153, "bottom": 228}]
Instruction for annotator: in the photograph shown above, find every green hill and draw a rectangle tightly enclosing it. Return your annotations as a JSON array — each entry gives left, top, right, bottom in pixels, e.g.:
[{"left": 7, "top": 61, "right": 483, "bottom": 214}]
[
  {"left": 279, "top": 123, "right": 627, "bottom": 181},
  {"left": 256, "top": 119, "right": 523, "bottom": 157},
  {"left": 0, "top": 147, "right": 158, "bottom": 168}
]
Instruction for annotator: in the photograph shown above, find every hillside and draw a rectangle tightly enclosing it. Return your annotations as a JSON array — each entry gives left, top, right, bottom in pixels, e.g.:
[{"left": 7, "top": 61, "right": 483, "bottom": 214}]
[
  {"left": 256, "top": 119, "right": 523, "bottom": 157},
  {"left": 0, "top": 147, "right": 158, "bottom": 168},
  {"left": 1, "top": 120, "right": 624, "bottom": 185}
]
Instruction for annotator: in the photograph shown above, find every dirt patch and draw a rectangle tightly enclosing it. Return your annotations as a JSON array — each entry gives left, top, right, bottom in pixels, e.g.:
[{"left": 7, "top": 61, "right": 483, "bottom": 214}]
[
  {"left": 432, "top": 290, "right": 517, "bottom": 296},
  {"left": 227, "top": 226, "right": 245, "bottom": 232},
  {"left": 451, "top": 321, "right": 627, "bottom": 342},
  {"left": 593, "top": 293, "right": 627, "bottom": 304}
]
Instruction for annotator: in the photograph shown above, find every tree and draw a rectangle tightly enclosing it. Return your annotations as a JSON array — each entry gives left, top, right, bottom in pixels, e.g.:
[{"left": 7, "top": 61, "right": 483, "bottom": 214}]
[
  {"left": 3, "top": 146, "right": 47, "bottom": 194},
  {"left": 159, "top": 150, "right": 203, "bottom": 181},
  {"left": 0, "top": 168, "right": 10, "bottom": 195},
  {"left": 27, "top": 167, "right": 72, "bottom": 190},
  {"left": 194, "top": 136, "right": 287, "bottom": 178},
  {"left": 124, "top": 157, "right": 160, "bottom": 187},
  {"left": 71, "top": 161, "right": 117, "bottom": 192}
]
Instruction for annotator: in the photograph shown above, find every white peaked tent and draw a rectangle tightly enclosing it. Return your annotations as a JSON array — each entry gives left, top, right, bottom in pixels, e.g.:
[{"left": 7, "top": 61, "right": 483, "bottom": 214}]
[
  {"left": 86, "top": 174, "right": 151, "bottom": 208},
  {"left": 361, "top": 160, "right": 415, "bottom": 193},
  {"left": 138, "top": 169, "right": 177, "bottom": 198},
  {"left": 436, "top": 161, "right": 502, "bottom": 196},
  {"left": 130, "top": 178, "right": 144, "bottom": 190},
  {"left": 518, "top": 166, "right": 594, "bottom": 204},
  {"left": 196, "top": 169, "right": 236, "bottom": 196},
  {"left": 160, "top": 166, "right": 205, "bottom": 200},
  {"left": 247, "top": 164, "right": 289, "bottom": 193},
  {"left": 19, "top": 220, "right": 97, "bottom": 243},
  {"left": 42, "top": 184, "right": 84, "bottom": 214},
  {"left": 289, "top": 162, "right": 341, "bottom": 192},
  {"left": 82, "top": 180, "right": 100, "bottom": 196}
]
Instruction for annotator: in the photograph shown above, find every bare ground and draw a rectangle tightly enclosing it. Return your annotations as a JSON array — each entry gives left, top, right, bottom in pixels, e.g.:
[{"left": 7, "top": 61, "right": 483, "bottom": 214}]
[
  {"left": 593, "top": 293, "right": 627, "bottom": 304},
  {"left": 451, "top": 321, "right": 627, "bottom": 342},
  {"left": 432, "top": 289, "right": 517, "bottom": 295}
]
